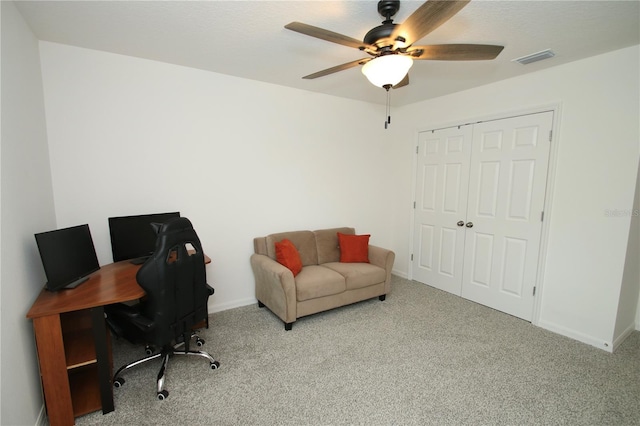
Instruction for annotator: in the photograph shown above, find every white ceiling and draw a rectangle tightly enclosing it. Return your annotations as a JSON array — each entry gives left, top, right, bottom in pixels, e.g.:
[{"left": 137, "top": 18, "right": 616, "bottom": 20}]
[{"left": 14, "top": 0, "right": 640, "bottom": 106}]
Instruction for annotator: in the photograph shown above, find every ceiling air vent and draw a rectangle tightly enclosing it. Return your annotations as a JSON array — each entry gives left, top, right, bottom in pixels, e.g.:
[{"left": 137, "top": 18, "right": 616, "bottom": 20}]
[{"left": 512, "top": 49, "right": 555, "bottom": 65}]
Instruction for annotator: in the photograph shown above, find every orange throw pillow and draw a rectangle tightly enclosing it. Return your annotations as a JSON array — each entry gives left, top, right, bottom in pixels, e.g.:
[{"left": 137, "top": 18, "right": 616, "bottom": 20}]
[
  {"left": 275, "top": 239, "right": 303, "bottom": 276},
  {"left": 338, "top": 233, "right": 370, "bottom": 263}
]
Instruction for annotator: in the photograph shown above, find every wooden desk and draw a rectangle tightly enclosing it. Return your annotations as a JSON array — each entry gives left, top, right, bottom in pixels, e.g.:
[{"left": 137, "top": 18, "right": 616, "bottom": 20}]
[
  {"left": 27, "top": 254, "right": 212, "bottom": 425},
  {"left": 27, "top": 260, "right": 146, "bottom": 426}
]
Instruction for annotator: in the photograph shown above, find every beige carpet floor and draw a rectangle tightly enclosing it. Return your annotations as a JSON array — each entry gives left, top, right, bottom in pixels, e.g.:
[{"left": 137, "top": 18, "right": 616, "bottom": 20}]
[{"left": 76, "top": 275, "right": 640, "bottom": 425}]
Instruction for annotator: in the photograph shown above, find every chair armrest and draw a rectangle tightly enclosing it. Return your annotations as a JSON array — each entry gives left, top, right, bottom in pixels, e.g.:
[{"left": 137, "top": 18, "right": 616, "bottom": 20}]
[{"left": 250, "top": 254, "right": 297, "bottom": 324}]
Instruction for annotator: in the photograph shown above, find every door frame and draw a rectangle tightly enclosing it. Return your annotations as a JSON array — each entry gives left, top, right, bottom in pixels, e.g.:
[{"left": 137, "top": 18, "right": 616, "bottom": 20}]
[{"left": 408, "top": 102, "right": 562, "bottom": 326}]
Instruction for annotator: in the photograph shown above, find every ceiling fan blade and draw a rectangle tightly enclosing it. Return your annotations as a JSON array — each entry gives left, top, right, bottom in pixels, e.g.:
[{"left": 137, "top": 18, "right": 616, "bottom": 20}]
[
  {"left": 408, "top": 44, "right": 504, "bottom": 60},
  {"left": 285, "top": 22, "right": 371, "bottom": 50},
  {"left": 393, "top": 74, "right": 410, "bottom": 89},
  {"left": 390, "top": 0, "right": 470, "bottom": 48},
  {"left": 302, "top": 58, "right": 371, "bottom": 79}
]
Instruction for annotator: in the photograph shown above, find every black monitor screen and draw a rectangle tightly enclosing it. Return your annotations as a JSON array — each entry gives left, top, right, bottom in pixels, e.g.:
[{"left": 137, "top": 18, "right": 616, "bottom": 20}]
[
  {"left": 35, "top": 224, "right": 101, "bottom": 291},
  {"left": 108, "top": 212, "right": 180, "bottom": 263}
]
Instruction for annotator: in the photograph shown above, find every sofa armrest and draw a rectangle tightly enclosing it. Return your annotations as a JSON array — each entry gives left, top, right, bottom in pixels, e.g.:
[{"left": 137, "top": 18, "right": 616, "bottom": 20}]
[
  {"left": 250, "top": 254, "right": 297, "bottom": 324},
  {"left": 368, "top": 245, "right": 395, "bottom": 295}
]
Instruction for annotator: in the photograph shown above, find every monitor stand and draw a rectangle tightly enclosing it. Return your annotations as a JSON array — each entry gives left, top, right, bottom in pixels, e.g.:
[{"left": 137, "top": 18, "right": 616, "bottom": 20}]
[
  {"left": 65, "top": 276, "right": 90, "bottom": 289},
  {"left": 47, "top": 276, "right": 90, "bottom": 291}
]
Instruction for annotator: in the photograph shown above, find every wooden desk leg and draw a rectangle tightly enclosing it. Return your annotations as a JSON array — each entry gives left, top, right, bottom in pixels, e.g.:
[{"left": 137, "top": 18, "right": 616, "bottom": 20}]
[
  {"left": 33, "top": 315, "right": 74, "bottom": 426},
  {"left": 90, "top": 307, "right": 114, "bottom": 414}
]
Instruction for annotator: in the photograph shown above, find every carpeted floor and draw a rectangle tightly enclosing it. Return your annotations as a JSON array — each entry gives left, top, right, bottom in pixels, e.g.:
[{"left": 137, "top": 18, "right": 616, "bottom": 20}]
[{"left": 76, "top": 275, "right": 640, "bottom": 425}]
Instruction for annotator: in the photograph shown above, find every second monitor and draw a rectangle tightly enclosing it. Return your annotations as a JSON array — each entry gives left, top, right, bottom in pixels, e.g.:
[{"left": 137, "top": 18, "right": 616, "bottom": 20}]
[{"left": 108, "top": 212, "right": 180, "bottom": 264}]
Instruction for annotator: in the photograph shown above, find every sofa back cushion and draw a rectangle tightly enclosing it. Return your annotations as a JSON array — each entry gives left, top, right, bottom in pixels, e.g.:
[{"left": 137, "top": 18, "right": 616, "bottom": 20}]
[
  {"left": 264, "top": 230, "right": 318, "bottom": 266},
  {"left": 314, "top": 227, "right": 355, "bottom": 264}
]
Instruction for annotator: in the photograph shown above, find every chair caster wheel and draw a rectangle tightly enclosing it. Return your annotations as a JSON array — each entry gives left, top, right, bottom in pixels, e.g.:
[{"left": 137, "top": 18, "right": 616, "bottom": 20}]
[
  {"left": 113, "top": 377, "right": 125, "bottom": 388},
  {"left": 196, "top": 338, "right": 205, "bottom": 347},
  {"left": 210, "top": 361, "right": 220, "bottom": 370},
  {"left": 145, "top": 345, "right": 155, "bottom": 355},
  {"left": 157, "top": 390, "right": 169, "bottom": 400}
]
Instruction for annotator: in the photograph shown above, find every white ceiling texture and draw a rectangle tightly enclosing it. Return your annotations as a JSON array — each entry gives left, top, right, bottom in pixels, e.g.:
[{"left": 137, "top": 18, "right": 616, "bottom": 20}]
[{"left": 14, "top": 0, "right": 640, "bottom": 106}]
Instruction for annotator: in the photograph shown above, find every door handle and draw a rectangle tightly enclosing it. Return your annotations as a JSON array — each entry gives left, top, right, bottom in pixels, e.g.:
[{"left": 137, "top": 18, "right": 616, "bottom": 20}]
[
  {"left": 465, "top": 222, "right": 474, "bottom": 228},
  {"left": 457, "top": 221, "right": 464, "bottom": 227}
]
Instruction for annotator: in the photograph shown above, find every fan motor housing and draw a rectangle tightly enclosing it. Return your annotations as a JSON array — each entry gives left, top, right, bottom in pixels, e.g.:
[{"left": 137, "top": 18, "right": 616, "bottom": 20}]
[
  {"left": 363, "top": 23, "right": 397, "bottom": 47},
  {"left": 378, "top": 0, "right": 400, "bottom": 18},
  {"left": 364, "top": 1, "right": 401, "bottom": 48}
]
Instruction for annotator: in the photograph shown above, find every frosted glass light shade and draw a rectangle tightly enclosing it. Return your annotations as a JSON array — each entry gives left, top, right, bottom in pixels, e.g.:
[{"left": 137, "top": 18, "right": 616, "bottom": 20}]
[{"left": 361, "top": 55, "right": 413, "bottom": 88}]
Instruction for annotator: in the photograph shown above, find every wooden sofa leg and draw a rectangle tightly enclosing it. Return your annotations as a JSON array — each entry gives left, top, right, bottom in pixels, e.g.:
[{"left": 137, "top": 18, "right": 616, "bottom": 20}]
[
  {"left": 284, "top": 322, "right": 293, "bottom": 331},
  {"left": 379, "top": 294, "right": 386, "bottom": 301},
  {"left": 258, "top": 301, "right": 265, "bottom": 308}
]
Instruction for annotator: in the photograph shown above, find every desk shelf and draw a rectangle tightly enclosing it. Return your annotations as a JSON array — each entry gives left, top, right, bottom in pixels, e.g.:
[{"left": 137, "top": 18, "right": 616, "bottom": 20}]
[
  {"left": 64, "top": 329, "right": 97, "bottom": 369},
  {"left": 59, "top": 309, "right": 112, "bottom": 418},
  {"left": 68, "top": 364, "right": 102, "bottom": 416}
]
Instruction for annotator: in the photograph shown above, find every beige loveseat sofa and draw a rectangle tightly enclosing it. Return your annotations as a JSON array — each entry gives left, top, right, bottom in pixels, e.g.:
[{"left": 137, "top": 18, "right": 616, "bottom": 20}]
[{"left": 250, "top": 227, "right": 395, "bottom": 330}]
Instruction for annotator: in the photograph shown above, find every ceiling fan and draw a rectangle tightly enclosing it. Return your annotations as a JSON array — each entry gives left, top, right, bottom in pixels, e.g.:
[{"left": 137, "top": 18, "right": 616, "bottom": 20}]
[{"left": 285, "top": 0, "right": 504, "bottom": 90}]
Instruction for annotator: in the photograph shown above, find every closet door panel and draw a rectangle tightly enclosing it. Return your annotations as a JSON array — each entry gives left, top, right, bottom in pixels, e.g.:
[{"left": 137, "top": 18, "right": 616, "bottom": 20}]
[
  {"left": 412, "top": 126, "right": 472, "bottom": 294},
  {"left": 461, "top": 111, "right": 553, "bottom": 320}
]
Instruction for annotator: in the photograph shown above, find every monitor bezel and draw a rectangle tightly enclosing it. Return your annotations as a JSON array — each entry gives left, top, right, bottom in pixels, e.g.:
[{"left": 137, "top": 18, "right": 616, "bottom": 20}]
[
  {"left": 108, "top": 211, "right": 180, "bottom": 263},
  {"left": 35, "top": 224, "right": 101, "bottom": 292}
]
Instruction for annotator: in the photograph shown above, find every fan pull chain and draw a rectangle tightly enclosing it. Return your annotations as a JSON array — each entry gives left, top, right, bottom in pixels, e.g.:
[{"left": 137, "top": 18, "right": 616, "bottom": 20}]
[{"left": 384, "top": 84, "right": 392, "bottom": 130}]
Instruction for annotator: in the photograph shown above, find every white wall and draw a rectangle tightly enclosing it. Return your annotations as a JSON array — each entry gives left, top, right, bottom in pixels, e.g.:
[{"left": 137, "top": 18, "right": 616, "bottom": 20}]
[
  {"left": 38, "top": 41, "right": 401, "bottom": 312},
  {"left": 6, "top": 13, "right": 638, "bottom": 424},
  {"left": 393, "top": 46, "right": 640, "bottom": 351},
  {"left": 38, "top": 41, "right": 640, "bottom": 353},
  {"left": 615, "top": 159, "right": 640, "bottom": 346},
  {"left": 1, "top": 2, "right": 57, "bottom": 425}
]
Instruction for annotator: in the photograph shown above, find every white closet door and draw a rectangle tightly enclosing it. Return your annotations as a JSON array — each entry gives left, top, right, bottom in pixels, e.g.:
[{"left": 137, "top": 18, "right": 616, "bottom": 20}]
[
  {"left": 461, "top": 111, "right": 553, "bottom": 320},
  {"left": 412, "top": 125, "right": 472, "bottom": 294}
]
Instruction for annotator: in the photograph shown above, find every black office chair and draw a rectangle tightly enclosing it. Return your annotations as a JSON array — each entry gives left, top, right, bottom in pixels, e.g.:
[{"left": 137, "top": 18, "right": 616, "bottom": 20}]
[{"left": 105, "top": 217, "right": 219, "bottom": 400}]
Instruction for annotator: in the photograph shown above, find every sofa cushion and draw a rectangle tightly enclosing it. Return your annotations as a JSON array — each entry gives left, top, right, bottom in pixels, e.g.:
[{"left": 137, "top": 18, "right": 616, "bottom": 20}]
[
  {"left": 295, "top": 265, "right": 346, "bottom": 301},
  {"left": 338, "top": 233, "right": 370, "bottom": 263},
  {"left": 275, "top": 239, "right": 303, "bottom": 276},
  {"left": 314, "top": 227, "right": 354, "bottom": 264},
  {"left": 321, "top": 262, "right": 387, "bottom": 291},
  {"left": 266, "top": 231, "right": 318, "bottom": 266}
]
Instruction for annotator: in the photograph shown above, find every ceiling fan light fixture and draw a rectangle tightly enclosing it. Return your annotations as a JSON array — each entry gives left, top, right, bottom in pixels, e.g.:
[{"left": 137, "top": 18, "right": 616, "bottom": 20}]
[{"left": 361, "top": 55, "right": 413, "bottom": 88}]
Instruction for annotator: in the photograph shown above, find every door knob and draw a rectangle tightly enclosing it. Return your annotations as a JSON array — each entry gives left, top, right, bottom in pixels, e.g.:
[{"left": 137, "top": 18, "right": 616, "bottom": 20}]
[
  {"left": 457, "top": 221, "right": 464, "bottom": 227},
  {"left": 465, "top": 222, "right": 474, "bottom": 228}
]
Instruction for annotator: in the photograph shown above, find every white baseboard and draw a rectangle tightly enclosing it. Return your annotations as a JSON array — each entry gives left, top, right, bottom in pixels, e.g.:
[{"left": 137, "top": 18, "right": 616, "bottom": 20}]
[
  {"left": 613, "top": 322, "right": 637, "bottom": 352},
  {"left": 209, "top": 297, "right": 256, "bottom": 314},
  {"left": 35, "top": 405, "right": 47, "bottom": 426},
  {"left": 207, "top": 273, "right": 410, "bottom": 315},
  {"left": 208, "top": 272, "right": 410, "bottom": 314},
  {"left": 392, "top": 269, "right": 408, "bottom": 279},
  {"left": 537, "top": 319, "right": 613, "bottom": 353}
]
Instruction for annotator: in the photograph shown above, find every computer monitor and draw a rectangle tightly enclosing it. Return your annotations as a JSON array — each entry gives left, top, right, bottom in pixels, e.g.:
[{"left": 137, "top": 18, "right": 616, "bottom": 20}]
[
  {"left": 108, "top": 212, "right": 180, "bottom": 263},
  {"left": 35, "top": 224, "right": 101, "bottom": 291}
]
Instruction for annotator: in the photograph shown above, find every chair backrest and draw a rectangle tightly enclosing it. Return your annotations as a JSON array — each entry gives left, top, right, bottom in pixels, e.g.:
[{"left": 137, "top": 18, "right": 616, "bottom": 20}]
[{"left": 136, "top": 217, "right": 209, "bottom": 346}]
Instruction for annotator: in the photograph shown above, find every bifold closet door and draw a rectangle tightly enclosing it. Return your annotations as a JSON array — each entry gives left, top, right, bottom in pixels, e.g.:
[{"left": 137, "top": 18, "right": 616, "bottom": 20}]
[
  {"left": 412, "top": 111, "right": 553, "bottom": 321},
  {"left": 461, "top": 111, "right": 552, "bottom": 320},
  {"left": 412, "top": 125, "right": 472, "bottom": 295}
]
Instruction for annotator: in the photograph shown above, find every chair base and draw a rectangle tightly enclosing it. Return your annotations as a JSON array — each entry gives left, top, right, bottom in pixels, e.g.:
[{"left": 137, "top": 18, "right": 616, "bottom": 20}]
[{"left": 113, "top": 340, "right": 219, "bottom": 400}]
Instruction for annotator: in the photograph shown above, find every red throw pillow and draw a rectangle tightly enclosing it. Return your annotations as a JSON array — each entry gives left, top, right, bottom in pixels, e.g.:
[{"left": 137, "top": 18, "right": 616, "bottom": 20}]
[
  {"left": 275, "top": 239, "right": 303, "bottom": 276},
  {"left": 338, "top": 233, "right": 370, "bottom": 263}
]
